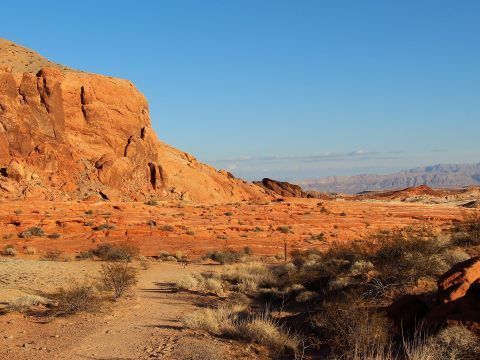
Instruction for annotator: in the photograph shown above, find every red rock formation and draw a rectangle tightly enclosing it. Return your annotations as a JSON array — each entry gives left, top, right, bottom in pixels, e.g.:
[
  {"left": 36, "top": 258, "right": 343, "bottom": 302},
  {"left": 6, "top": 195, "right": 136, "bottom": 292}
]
[
  {"left": 437, "top": 256, "right": 480, "bottom": 303},
  {"left": 255, "top": 178, "right": 312, "bottom": 198},
  {"left": 0, "top": 39, "right": 266, "bottom": 203},
  {"left": 388, "top": 257, "right": 480, "bottom": 333}
]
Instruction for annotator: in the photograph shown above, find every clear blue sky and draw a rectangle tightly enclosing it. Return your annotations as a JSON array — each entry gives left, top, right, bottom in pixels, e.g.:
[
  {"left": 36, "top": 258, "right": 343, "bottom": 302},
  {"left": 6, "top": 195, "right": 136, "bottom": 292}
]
[{"left": 3, "top": 0, "right": 480, "bottom": 180}]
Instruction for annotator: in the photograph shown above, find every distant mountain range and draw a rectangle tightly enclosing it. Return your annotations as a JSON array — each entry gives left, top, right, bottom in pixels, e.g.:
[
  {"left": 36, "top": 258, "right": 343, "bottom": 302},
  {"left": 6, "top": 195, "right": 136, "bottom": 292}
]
[{"left": 297, "top": 163, "right": 480, "bottom": 194}]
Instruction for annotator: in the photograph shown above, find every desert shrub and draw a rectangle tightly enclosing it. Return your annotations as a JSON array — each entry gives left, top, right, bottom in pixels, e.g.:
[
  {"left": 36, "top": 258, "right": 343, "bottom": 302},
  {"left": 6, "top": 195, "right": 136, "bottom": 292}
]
[
  {"left": 224, "top": 211, "right": 233, "bottom": 216},
  {"left": 203, "top": 249, "right": 243, "bottom": 264},
  {"left": 89, "top": 243, "right": 139, "bottom": 262},
  {"left": 92, "top": 223, "right": 115, "bottom": 231},
  {"left": 310, "top": 233, "right": 325, "bottom": 241},
  {"left": 424, "top": 325, "right": 480, "bottom": 360},
  {"left": 295, "top": 290, "right": 320, "bottom": 303},
  {"left": 161, "top": 224, "right": 175, "bottom": 232},
  {"left": 253, "top": 226, "right": 263, "bottom": 232},
  {"left": 451, "top": 210, "right": 480, "bottom": 246},
  {"left": 277, "top": 226, "right": 291, "bottom": 234},
  {"left": 220, "top": 262, "right": 278, "bottom": 292},
  {"left": 100, "top": 262, "right": 138, "bottom": 299},
  {"left": 173, "top": 337, "right": 225, "bottom": 360},
  {"left": 176, "top": 273, "right": 225, "bottom": 295},
  {"left": 19, "top": 226, "right": 44, "bottom": 238},
  {"left": 41, "top": 249, "right": 63, "bottom": 261},
  {"left": 369, "top": 228, "right": 460, "bottom": 286},
  {"left": 237, "top": 314, "right": 300, "bottom": 355},
  {"left": 47, "top": 233, "right": 61, "bottom": 239},
  {"left": 186, "top": 230, "right": 195, "bottom": 236},
  {"left": 242, "top": 246, "right": 253, "bottom": 255},
  {"left": 85, "top": 209, "right": 93, "bottom": 215},
  {"left": 144, "top": 199, "right": 158, "bottom": 206},
  {"left": 24, "top": 246, "right": 37, "bottom": 255},
  {"left": 182, "top": 303, "right": 245, "bottom": 335},
  {"left": 313, "top": 297, "right": 392, "bottom": 359},
  {"left": 183, "top": 305, "right": 298, "bottom": 355},
  {"left": 175, "top": 251, "right": 186, "bottom": 261},
  {"left": 50, "top": 282, "right": 101, "bottom": 316},
  {"left": 76, "top": 250, "right": 95, "bottom": 260},
  {"left": 3, "top": 245, "right": 16, "bottom": 256},
  {"left": 7, "top": 294, "right": 55, "bottom": 312}
]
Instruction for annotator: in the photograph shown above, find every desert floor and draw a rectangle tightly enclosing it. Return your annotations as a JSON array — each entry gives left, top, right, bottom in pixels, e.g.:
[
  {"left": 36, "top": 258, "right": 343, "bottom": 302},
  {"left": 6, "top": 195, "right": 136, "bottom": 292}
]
[{"left": 0, "top": 198, "right": 462, "bottom": 259}]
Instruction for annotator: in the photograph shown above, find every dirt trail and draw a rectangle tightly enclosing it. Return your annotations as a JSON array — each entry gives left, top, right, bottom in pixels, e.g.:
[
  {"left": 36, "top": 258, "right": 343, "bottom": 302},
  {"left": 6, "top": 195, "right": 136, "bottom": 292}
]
[
  {"left": 1, "top": 262, "right": 229, "bottom": 360},
  {"left": 61, "top": 263, "right": 202, "bottom": 360}
]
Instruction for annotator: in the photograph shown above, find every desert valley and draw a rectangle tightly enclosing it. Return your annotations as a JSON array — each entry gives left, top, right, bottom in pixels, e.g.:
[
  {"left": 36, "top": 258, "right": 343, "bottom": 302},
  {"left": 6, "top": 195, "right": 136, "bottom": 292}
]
[{"left": 1, "top": 34, "right": 480, "bottom": 360}]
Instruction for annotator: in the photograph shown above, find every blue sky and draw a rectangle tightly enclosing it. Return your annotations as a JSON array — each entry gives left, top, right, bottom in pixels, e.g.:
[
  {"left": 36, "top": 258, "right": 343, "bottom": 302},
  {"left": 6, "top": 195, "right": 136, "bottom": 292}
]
[{"left": 3, "top": 1, "right": 480, "bottom": 180}]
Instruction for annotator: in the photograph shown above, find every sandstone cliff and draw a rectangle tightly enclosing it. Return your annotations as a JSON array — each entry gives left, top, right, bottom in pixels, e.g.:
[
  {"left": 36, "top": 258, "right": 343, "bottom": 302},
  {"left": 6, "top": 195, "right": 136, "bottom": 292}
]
[{"left": 0, "top": 38, "right": 266, "bottom": 203}]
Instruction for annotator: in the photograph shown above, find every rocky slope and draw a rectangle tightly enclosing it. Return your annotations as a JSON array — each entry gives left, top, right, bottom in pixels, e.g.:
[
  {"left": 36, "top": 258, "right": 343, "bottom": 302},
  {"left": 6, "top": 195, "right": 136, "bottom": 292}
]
[
  {"left": 0, "top": 38, "right": 266, "bottom": 202},
  {"left": 299, "top": 163, "right": 480, "bottom": 194}
]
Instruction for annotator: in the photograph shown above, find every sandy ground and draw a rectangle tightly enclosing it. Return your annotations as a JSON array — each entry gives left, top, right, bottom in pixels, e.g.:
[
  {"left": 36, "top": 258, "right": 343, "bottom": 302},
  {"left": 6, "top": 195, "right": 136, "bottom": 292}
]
[
  {"left": 0, "top": 260, "right": 257, "bottom": 360},
  {"left": 0, "top": 198, "right": 463, "bottom": 259}
]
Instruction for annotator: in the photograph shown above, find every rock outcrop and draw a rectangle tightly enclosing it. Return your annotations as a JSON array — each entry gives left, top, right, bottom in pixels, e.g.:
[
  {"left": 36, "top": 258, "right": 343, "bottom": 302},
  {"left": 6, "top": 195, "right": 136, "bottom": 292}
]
[
  {"left": 387, "top": 257, "right": 480, "bottom": 333},
  {"left": 0, "top": 38, "right": 266, "bottom": 203},
  {"left": 254, "top": 178, "right": 312, "bottom": 198}
]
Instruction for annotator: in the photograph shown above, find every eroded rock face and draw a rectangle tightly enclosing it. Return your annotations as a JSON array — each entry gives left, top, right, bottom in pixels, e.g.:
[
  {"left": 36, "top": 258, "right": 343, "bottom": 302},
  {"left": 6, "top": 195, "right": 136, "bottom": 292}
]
[
  {"left": 0, "top": 40, "right": 266, "bottom": 203},
  {"left": 255, "top": 178, "right": 312, "bottom": 198}
]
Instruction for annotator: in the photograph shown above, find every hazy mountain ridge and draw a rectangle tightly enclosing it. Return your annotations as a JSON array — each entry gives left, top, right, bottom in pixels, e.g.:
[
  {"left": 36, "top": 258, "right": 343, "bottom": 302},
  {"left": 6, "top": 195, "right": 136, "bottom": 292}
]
[{"left": 298, "top": 163, "right": 480, "bottom": 194}]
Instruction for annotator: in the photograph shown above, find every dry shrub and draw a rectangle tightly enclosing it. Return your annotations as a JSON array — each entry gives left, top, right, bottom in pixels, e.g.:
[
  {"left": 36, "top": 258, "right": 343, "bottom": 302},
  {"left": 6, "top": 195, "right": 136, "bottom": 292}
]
[
  {"left": 451, "top": 210, "right": 480, "bottom": 246},
  {"left": 24, "top": 246, "right": 37, "bottom": 255},
  {"left": 182, "top": 303, "right": 245, "bottom": 335},
  {"left": 176, "top": 273, "right": 225, "bottom": 295},
  {"left": 403, "top": 326, "right": 480, "bottom": 360},
  {"left": 370, "top": 228, "right": 462, "bottom": 286},
  {"left": 50, "top": 282, "right": 101, "bottom": 316},
  {"left": 100, "top": 262, "right": 138, "bottom": 299},
  {"left": 89, "top": 242, "right": 139, "bottom": 262},
  {"left": 173, "top": 337, "right": 225, "bottom": 360},
  {"left": 220, "top": 262, "right": 278, "bottom": 292},
  {"left": 176, "top": 262, "right": 277, "bottom": 295},
  {"left": 182, "top": 305, "right": 299, "bottom": 355},
  {"left": 237, "top": 314, "right": 300, "bottom": 354},
  {"left": 3, "top": 245, "right": 16, "bottom": 256},
  {"left": 313, "top": 297, "right": 392, "bottom": 359},
  {"left": 203, "top": 249, "right": 243, "bottom": 264},
  {"left": 41, "top": 249, "right": 63, "bottom": 261},
  {"left": 7, "top": 294, "right": 56, "bottom": 312}
]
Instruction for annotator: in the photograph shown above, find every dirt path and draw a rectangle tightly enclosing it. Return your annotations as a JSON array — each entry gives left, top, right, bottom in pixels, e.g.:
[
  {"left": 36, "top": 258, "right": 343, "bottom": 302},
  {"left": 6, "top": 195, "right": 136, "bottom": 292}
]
[
  {"left": 59, "top": 262, "right": 206, "bottom": 360},
  {"left": 1, "top": 261, "right": 236, "bottom": 360}
]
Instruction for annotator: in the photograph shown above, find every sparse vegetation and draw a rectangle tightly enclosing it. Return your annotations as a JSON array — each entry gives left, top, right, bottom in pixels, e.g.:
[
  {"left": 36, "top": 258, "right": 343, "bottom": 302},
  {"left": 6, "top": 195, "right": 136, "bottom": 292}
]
[
  {"left": 3, "top": 245, "right": 16, "bottom": 257},
  {"left": 41, "top": 249, "right": 63, "bottom": 261},
  {"left": 451, "top": 210, "right": 480, "bottom": 246},
  {"left": 77, "top": 243, "right": 139, "bottom": 262},
  {"left": 161, "top": 224, "right": 175, "bottom": 232},
  {"left": 50, "top": 282, "right": 102, "bottom": 316},
  {"left": 19, "top": 226, "right": 44, "bottom": 238},
  {"left": 144, "top": 199, "right": 158, "bottom": 206},
  {"left": 100, "top": 262, "right": 138, "bottom": 299},
  {"left": 92, "top": 223, "right": 115, "bottom": 231},
  {"left": 178, "top": 225, "right": 478, "bottom": 359}
]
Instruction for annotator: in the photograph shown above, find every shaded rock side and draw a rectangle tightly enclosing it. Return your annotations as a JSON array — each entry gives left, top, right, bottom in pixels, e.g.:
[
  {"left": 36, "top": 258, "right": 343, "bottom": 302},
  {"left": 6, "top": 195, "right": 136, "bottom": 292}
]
[{"left": 254, "top": 178, "right": 312, "bottom": 198}]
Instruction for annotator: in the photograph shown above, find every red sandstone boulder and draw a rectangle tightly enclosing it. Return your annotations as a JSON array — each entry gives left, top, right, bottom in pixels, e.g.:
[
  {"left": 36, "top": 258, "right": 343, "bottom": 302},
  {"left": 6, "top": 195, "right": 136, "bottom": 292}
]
[{"left": 437, "top": 256, "right": 480, "bottom": 303}]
